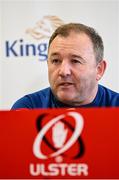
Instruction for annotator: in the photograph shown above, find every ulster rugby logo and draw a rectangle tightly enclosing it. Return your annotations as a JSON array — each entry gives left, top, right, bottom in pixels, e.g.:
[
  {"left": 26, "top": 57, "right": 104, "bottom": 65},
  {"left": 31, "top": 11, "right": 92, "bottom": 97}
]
[{"left": 33, "top": 111, "right": 84, "bottom": 160}]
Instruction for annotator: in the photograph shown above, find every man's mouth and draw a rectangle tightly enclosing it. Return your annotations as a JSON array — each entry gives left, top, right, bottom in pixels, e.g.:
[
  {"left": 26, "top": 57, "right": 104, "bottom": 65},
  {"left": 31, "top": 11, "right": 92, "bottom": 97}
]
[{"left": 58, "top": 82, "right": 74, "bottom": 87}]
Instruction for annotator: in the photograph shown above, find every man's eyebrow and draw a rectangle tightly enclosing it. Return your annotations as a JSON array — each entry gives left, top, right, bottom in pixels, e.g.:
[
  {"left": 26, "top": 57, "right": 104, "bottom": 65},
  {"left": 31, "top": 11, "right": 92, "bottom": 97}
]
[
  {"left": 50, "top": 53, "right": 83, "bottom": 57},
  {"left": 71, "top": 54, "right": 82, "bottom": 58},
  {"left": 49, "top": 52, "right": 60, "bottom": 57}
]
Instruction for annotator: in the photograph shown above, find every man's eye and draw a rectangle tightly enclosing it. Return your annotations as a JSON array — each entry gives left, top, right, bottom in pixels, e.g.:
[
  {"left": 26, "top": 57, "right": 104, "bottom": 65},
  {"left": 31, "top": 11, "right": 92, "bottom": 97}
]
[
  {"left": 72, "top": 59, "right": 81, "bottom": 64},
  {"left": 52, "top": 59, "right": 60, "bottom": 64}
]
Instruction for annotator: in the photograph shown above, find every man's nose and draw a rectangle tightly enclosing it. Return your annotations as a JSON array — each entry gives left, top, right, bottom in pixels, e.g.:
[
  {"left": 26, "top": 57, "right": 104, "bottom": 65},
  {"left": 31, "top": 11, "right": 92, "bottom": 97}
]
[{"left": 59, "top": 61, "right": 71, "bottom": 77}]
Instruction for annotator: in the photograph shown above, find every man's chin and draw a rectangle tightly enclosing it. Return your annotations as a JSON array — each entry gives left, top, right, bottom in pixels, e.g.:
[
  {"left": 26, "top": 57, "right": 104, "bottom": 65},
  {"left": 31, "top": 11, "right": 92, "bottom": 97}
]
[{"left": 57, "top": 94, "right": 74, "bottom": 104}]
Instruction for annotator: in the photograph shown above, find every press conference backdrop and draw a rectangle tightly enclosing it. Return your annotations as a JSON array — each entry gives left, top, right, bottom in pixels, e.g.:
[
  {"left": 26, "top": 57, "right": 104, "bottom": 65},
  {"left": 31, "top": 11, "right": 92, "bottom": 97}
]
[{"left": 1, "top": 0, "right": 119, "bottom": 109}]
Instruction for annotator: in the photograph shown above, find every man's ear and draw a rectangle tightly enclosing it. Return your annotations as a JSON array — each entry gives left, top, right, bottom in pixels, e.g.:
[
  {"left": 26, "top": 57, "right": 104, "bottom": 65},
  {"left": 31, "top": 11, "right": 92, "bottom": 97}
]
[{"left": 96, "top": 60, "right": 107, "bottom": 81}]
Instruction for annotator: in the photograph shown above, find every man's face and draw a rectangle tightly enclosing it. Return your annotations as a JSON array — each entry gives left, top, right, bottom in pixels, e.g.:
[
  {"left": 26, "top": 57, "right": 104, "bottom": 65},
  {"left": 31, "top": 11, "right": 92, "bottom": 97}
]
[{"left": 48, "top": 32, "right": 104, "bottom": 106}]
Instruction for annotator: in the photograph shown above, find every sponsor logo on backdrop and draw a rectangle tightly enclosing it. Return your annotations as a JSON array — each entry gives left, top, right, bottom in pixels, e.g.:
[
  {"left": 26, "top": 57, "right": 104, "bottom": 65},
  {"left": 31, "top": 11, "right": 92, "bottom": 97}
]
[
  {"left": 29, "top": 111, "right": 88, "bottom": 177},
  {"left": 5, "top": 16, "right": 64, "bottom": 61},
  {"left": 26, "top": 15, "right": 64, "bottom": 40}
]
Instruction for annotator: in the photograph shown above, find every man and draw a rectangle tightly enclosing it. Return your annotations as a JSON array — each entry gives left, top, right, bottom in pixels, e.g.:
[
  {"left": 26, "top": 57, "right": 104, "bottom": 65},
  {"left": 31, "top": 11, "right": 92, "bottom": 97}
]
[{"left": 11, "top": 23, "right": 119, "bottom": 109}]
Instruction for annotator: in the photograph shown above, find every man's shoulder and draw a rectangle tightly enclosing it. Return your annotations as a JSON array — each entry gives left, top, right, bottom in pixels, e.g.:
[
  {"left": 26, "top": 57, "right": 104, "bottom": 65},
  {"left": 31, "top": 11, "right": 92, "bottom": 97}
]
[
  {"left": 11, "top": 87, "right": 52, "bottom": 109},
  {"left": 99, "top": 84, "right": 119, "bottom": 95},
  {"left": 99, "top": 85, "right": 119, "bottom": 106},
  {"left": 29, "top": 87, "right": 52, "bottom": 97}
]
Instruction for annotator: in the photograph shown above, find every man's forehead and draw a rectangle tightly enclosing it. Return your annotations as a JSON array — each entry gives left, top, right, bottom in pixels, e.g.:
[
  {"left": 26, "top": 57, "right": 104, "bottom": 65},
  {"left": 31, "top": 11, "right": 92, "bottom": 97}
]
[
  {"left": 48, "top": 32, "right": 93, "bottom": 53},
  {"left": 50, "top": 32, "right": 91, "bottom": 46}
]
